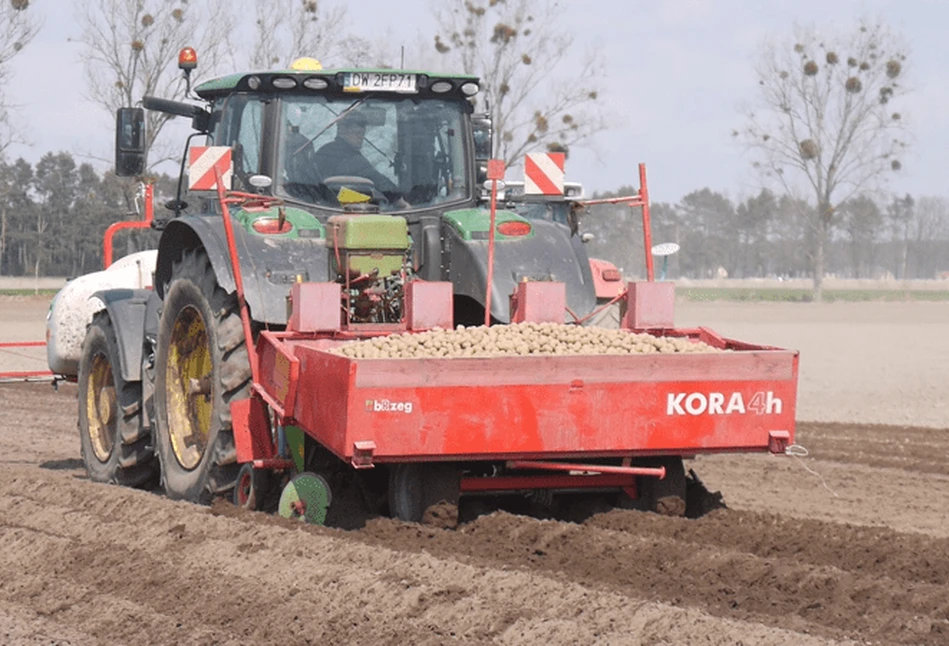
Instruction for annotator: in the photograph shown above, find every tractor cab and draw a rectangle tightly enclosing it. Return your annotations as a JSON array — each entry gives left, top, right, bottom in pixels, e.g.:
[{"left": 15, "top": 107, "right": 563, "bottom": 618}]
[
  {"left": 115, "top": 57, "right": 482, "bottom": 218},
  {"left": 197, "top": 65, "right": 480, "bottom": 215}
]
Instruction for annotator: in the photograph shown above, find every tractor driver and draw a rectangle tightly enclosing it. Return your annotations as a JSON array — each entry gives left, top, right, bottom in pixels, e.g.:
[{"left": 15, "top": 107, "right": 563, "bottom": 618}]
[{"left": 312, "top": 112, "right": 402, "bottom": 200}]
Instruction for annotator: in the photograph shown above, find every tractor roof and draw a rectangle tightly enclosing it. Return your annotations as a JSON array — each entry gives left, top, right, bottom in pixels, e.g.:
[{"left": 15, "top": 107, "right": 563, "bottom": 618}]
[{"left": 194, "top": 67, "right": 480, "bottom": 100}]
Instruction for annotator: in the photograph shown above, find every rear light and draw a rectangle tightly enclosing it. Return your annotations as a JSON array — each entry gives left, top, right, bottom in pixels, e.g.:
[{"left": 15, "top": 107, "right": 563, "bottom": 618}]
[
  {"left": 497, "top": 221, "right": 531, "bottom": 236},
  {"left": 601, "top": 268, "right": 622, "bottom": 281},
  {"left": 252, "top": 218, "right": 292, "bottom": 234}
]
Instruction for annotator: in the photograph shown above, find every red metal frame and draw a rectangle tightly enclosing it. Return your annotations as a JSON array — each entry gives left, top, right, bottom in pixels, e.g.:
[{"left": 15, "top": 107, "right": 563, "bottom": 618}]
[
  {"left": 0, "top": 341, "right": 52, "bottom": 381},
  {"left": 579, "top": 163, "right": 654, "bottom": 281},
  {"left": 484, "top": 159, "right": 505, "bottom": 325},
  {"left": 507, "top": 460, "right": 666, "bottom": 479},
  {"left": 103, "top": 184, "right": 154, "bottom": 269},
  {"left": 213, "top": 172, "right": 269, "bottom": 384}
]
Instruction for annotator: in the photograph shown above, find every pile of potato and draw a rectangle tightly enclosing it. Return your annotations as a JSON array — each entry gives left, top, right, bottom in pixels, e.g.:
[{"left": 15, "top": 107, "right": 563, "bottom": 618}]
[{"left": 331, "top": 322, "right": 719, "bottom": 359}]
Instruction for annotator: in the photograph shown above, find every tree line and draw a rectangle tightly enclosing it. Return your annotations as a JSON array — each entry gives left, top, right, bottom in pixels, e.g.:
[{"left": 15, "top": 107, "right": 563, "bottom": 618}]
[
  {"left": 0, "top": 153, "right": 170, "bottom": 279},
  {"left": 583, "top": 187, "right": 949, "bottom": 282},
  {"left": 3, "top": 150, "right": 947, "bottom": 282}
]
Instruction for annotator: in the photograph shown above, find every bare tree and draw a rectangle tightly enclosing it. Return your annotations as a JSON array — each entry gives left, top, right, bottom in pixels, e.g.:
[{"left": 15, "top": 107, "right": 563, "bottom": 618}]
[
  {"left": 246, "top": 0, "right": 353, "bottom": 69},
  {"left": 78, "top": 0, "right": 237, "bottom": 167},
  {"left": 0, "top": 0, "right": 41, "bottom": 154},
  {"left": 432, "top": 0, "right": 606, "bottom": 166},
  {"left": 739, "top": 21, "right": 909, "bottom": 299}
]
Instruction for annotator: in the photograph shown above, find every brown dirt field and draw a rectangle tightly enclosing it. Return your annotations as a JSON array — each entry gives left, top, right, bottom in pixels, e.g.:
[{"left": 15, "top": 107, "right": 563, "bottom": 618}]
[{"left": 1, "top": 296, "right": 948, "bottom": 645}]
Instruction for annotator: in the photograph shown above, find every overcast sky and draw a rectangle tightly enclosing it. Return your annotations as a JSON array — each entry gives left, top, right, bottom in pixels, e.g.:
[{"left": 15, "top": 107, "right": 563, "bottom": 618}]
[{"left": 4, "top": 0, "right": 947, "bottom": 205}]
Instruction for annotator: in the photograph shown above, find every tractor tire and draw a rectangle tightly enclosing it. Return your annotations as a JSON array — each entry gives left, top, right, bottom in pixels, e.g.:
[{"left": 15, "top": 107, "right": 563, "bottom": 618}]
[
  {"left": 388, "top": 463, "right": 460, "bottom": 527},
  {"left": 154, "top": 248, "right": 251, "bottom": 504},
  {"left": 77, "top": 311, "right": 156, "bottom": 487},
  {"left": 638, "top": 456, "right": 687, "bottom": 517}
]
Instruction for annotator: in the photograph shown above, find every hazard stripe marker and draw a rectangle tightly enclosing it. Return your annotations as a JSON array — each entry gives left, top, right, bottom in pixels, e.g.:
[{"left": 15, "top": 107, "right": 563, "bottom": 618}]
[
  {"left": 524, "top": 152, "right": 565, "bottom": 195},
  {"left": 188, "top": 146, "right": 233, "bottom": 191}
]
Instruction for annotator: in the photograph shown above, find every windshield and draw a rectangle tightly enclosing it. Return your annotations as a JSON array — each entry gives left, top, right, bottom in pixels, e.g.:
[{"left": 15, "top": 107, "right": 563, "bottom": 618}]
[{"left": 276, "top": 96, "right": 469, "bottom": 212}]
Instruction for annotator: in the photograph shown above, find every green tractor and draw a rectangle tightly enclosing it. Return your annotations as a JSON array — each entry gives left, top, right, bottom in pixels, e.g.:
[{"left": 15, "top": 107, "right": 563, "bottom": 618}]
[{"left": 49, "top": 54, "right": 619, "bottom": 509}]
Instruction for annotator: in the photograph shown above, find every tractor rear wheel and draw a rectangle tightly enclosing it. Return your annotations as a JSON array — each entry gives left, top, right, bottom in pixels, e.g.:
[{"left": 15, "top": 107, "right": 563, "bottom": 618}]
[
  {"left": 154, "top": 248, "right": 251, "bottom": 504},
  {"left": 77, "top": 311, "right": 156, "bottom": 487}
]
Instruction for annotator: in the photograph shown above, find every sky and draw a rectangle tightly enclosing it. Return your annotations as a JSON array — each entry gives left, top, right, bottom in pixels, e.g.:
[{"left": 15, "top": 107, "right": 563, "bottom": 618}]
[{"left": 4, "top": 0, "right": 948, "bottom": 206}]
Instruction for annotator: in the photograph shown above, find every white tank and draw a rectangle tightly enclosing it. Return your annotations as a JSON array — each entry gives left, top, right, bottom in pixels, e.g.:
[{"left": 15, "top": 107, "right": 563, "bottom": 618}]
[{"left": 46, "top": 250, "right": 158, "bottom": 377}]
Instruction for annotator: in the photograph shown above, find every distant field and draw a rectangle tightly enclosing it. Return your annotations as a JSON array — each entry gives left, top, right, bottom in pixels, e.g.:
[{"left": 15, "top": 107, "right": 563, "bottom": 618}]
[
  {"left": 0, "top": 289, "right": 61, "bottom": 297},
  {"left": 673, "top": 278, "right": 949, "bottom": 301},
  {"left": 678, "top": 287, "right": 949, "bottom": 302},
  {"left": 3, "top": 276, "right": 949, "bottom": 302},
  {"left": 0, "top": 277, "right": 66, "bottom": 294}
]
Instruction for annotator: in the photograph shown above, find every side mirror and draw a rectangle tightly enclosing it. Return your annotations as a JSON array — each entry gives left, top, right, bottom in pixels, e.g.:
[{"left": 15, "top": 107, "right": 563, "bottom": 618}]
[
  {"left": 472, "top": 113, "right": 492, "bottom": 161},
  {"left": 115, "top": 107, "right": 146, "bottom": 177},
  {"left": 471, "top": 113, "right": 493, "bottom": 185}
]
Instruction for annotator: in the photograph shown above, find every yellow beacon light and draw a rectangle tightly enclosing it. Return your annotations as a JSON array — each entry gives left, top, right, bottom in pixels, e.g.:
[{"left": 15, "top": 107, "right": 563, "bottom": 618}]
[{"left": 291, "top": 57, "right": 323, "bottom": 71}]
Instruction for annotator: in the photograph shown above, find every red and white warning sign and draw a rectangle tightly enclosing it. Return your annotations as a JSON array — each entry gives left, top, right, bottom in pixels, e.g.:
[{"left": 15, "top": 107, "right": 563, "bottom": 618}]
[
  {"left": 188, "top": 146, "right": 233, "bottom": 192},
  {"left": 524, "top": 152, "right": 565, "bottom": 195}
]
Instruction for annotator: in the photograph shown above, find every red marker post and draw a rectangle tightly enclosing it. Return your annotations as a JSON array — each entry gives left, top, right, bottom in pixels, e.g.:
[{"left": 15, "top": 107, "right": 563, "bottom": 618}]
[{"left": 484, "top": 159, "right": 506, "bottom": 326}]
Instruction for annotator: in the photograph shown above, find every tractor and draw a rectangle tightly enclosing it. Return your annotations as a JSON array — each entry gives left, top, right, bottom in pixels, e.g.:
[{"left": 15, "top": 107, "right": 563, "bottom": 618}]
[{"left": 48, "top": 52, "right": 799, "bottom": 525}]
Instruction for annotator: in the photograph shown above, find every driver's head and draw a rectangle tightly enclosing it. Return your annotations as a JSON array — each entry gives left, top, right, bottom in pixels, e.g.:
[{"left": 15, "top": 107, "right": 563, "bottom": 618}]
[{"left": 337, "top": 113, "right": 368, "bottom": 148}]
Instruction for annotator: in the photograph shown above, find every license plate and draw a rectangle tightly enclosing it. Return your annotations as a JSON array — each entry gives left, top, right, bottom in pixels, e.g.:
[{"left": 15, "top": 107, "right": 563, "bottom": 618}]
[{"left": 343, "top": 72, "right": 417, "bottom": 94}]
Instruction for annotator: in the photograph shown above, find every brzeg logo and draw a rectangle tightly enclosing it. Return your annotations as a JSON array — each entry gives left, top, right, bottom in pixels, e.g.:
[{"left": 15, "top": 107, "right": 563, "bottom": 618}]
[{"left": 365, "top": 399, "right": 414, "bottom": 414}]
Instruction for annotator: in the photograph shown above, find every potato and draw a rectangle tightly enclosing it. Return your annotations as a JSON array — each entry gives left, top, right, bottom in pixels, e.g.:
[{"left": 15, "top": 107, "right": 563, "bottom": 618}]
[{"left": 331, "top": 322, "right": 720, "bottom": 359}]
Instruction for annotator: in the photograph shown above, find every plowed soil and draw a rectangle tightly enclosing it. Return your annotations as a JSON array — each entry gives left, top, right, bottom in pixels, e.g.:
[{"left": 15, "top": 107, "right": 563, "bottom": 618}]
[{"left": 1, "top": 296, "right": 948, "bottom": 645}]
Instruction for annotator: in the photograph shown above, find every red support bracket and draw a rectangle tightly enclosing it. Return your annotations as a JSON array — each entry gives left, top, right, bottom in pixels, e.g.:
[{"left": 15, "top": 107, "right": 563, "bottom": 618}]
[
  {"left": 352, "top": 441, "right": 377, "bottom": 469},
  {"left": 231, "top": 397, "right": 274, "bottom": 463},
  {"left": 509, "top": 281, "right": 566, "bottom": 324},
  {"left": 768, "top": 430, "right": 791, "bottom": 454},
  {"left": 104, "top": 183, "right": 153, "bottom": 269},
  {"left": 621, "top": 281, "right": 675, "bottom": 330}
]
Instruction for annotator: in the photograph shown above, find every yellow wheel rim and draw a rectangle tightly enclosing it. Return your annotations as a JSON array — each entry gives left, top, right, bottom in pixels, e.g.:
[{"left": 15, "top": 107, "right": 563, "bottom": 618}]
[
  {"left": 166, "top": 305, "right": 213, "bottom": 470},
  {"left": 86, "top": 352, "right": 115, "bottom": 462}
]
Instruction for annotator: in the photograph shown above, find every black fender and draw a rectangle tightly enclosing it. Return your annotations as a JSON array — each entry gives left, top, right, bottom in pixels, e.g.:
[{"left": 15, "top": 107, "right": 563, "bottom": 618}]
[
  {"left": 92, "top": 288, "right": 154, "bottom": 383},
  {"left": 443, "top": 219, "right": 596, "bottom": 322},
  {"left": 155, "top": 216, "right": 330, "bottom": 325}
]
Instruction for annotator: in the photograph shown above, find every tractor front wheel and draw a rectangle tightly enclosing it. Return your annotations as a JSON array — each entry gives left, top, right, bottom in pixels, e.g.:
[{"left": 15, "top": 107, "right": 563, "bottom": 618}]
[
  {"left": 77, "top": 311, "right": 156, "bottom": 487},
  {"left": 154, "top": 248, "right": 251, "bottom": 504}
]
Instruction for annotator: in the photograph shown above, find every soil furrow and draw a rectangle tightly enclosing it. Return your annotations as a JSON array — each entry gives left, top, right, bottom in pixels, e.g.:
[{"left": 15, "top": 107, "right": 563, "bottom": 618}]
[
  {"left": 0, "top": 468, "right": 834, "bottom": 646},
  {"left": 347, "top": 512, "right": 949, "bottom": 645}
]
